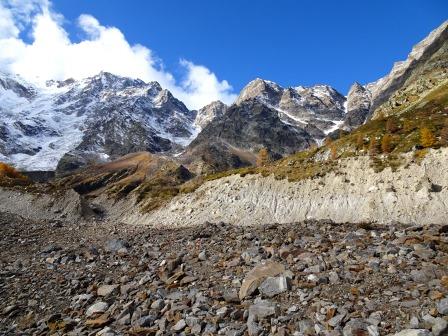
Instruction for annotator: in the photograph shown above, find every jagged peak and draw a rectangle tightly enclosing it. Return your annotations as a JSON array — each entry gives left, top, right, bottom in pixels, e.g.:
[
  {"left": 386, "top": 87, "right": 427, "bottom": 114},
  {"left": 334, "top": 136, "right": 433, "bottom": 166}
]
[
  {"left": 409, "top": 20, "right": 448, "bottom": 60},
  {"left": 199, "top": 100, "right": 227, "bottom": 111},
  {"left": 348, "top": 81, "right": 368, "bottom": 94},
  {"left": 236, "top": 78, "right": 283, "bottom": 105}
]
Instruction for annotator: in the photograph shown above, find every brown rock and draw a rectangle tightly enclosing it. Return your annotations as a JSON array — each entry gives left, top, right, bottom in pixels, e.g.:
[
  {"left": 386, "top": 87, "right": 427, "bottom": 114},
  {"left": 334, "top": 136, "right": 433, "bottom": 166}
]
[
  {"left": 239, "top": 261, "right": 285, "bottom": 299},
  {"left": 85, "top": 315, "right": 111, "bottom": 328}
]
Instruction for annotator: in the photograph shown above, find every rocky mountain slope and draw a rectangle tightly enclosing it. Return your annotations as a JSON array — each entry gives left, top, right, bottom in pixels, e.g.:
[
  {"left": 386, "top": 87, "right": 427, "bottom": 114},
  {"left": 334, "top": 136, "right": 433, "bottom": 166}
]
[
  {"left": 184, "top": 99, "right": 315, "bottom": 173},
  {"left": 193, "top": 100, "right": 228, "bottom": 130},
  {"left": 343, "top": 20, "right": 448, "bottom": 129},
  {"left": 182, "top": 79, "right": 348, "bottom": 173},
  {"left": 235, "top": 78, "right": 346, "bottom": 138}
]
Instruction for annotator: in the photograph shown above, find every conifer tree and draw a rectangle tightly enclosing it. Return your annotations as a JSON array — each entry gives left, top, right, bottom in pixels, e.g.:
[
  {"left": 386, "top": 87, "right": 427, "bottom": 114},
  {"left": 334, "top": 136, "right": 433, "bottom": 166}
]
[
  {"left": 256, "top": 148, "right": 270, "bottom": 166},
  {"left": 369, "top": 137, "right": 379, "bottom": 156},
  {"left": 420, "top": 127, "right": 436, "bottom": 148},
  {"left": 386, "top": 118, "right": 399, "bottom": 133},
  {"left": 381, "top": 134, "right": 393, "bottom": 153}
]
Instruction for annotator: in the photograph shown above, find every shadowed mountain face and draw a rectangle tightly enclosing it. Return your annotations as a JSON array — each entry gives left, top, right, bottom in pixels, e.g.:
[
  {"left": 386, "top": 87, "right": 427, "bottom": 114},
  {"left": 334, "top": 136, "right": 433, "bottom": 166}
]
[{"left": 184, "top": 99, "right": 315, "bottom": 173}]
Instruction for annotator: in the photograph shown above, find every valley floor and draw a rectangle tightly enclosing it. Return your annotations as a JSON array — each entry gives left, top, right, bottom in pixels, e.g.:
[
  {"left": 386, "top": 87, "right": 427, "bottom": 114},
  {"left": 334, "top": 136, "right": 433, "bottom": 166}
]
[{"left": 1, "top": 212, "right": 447, "bottom": 335}]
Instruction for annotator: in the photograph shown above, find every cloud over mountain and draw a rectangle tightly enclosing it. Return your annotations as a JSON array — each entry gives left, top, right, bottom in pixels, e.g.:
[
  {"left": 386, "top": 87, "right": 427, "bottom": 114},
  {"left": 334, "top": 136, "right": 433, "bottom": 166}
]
[{"left": 0, "top": 0, "right": 236, "bottom": 109}]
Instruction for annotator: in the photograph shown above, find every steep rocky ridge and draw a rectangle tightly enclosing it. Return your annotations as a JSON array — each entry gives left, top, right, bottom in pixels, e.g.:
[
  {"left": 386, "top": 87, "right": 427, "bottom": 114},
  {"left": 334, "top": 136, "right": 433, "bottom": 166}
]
[
  {"left": 342, "top": 20, "right": 448, "bottom": 129},
  {"left": 372, "top": 34, "right": 448, "bottom": 120},
  {"left": 341, "top": 82, "right": 372, "bottom": 129},
  {"left": 235, "top": 78, "right": 346, "bottom": 139},
  {"left": 369, "top": 20, "right": 448, "bottom": 117}
]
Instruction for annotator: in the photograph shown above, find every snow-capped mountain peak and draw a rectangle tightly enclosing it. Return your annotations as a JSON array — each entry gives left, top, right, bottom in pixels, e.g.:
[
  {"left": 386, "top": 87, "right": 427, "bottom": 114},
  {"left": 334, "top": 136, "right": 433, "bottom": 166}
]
[
  {"left": 234, "top": 78, "right": 346, "bottom": 140},
  {"left": 0, "top": 72, "right": 198, "bottom": 172}
]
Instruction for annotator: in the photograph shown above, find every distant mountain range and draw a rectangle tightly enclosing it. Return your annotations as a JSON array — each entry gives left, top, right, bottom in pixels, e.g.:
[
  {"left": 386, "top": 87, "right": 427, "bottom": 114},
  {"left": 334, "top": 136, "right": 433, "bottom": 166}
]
[{"left": 0, "top": 20, "right": 447, "bottom": 173}]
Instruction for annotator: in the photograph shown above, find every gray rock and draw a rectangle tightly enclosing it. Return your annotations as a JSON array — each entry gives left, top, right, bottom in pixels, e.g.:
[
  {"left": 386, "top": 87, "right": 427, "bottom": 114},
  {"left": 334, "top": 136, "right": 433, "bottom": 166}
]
[
  {"left": 423, "top": 315, "right": 448, "bottom": 336},
  {"left": 97, "top": 327, "right": 118, "bottom": 336},
  {"left": 97, "top": 284, "right": 118, "bottom": 297},
  {"left": 150, "top": 299, "right": 164, "bottom": 310},
  {"left": 105, "top": 239, "right": 129, "bottom": 252},
  {"left": 171, "top": 319, "right": 187, "bottom": 332},
  {"left": 239, "top": 261, "right": 285, "bottom": 299},
  {"left": 392, "top": 329, "right": 432, "bottom": 336},
  {"left": 328, "top": 313, "right": 346, "bottom": 327},
  {"left": 409, "top": 316, "right": 420, "bottom": 329},
  {"left": 437, "top": 298, "right": 448, "bottom": 315},
  {"left": 343, "top": 319, "right": 369, "bottom": 336},
  {"left": 198, "top": 250, "right": 207, "bottom": 261},
  {"left": 259, "top": 276, "right": 290, "bottom": 298},
  {"left": 223, "top": 289, "right": 240, "bottom": 303},
  {"left": 298, "top": 319, "right": 314, "bottom": 335},
  {"left": 134, "top": 316, "right": 156, "bottom": 328},
  {"left": 247, "top": 319, "right": 262, "bottom": 336},
  {"left": 86, "top": 301, "right": 109, "bottom": 317},
  {"left": 410, "top": 270, "right": 431, "bottom": 283},
  {"left": 41, "top": 244, "right": 61, "bottom": 254},
  {"left": 216, "top": 306, "right": 229, "bottom": 318},
  {"left": 367, "top": 325, "right": 380, "bottom": 336},
  {"left": 248, "top": 299, "right": 279, "bottom": 320}
]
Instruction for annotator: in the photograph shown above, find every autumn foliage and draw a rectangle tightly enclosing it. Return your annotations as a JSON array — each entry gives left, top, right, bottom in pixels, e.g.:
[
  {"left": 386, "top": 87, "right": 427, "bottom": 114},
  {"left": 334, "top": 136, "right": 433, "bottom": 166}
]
[
  {"left": 381, "top": 134, "right": 393, "bottom": 153},
  {"left": 368, "top": 137, "right": 379, "bottom": 156},
  {"left": 256, "top": 148, "right": 270, "bottom": 167},
  {"left": 0, "top": 162, "right": 26, "bottom": 179},
  {"left": 330, "top": 145, "right": 338, "bottom": 160},
  {"left": 440, "top": 120, "right": 448, "bottom": 146},
  {"left": 386, "top": 118, "right": 399, "bottom": 133},
  {"left": 420, "top": 127, "right": 436, "bottom": 148}
]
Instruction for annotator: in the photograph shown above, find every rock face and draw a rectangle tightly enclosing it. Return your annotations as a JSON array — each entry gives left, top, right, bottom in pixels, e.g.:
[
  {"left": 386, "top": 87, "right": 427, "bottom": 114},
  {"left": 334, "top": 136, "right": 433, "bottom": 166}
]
[
  {"left": 236, "top": 78, "right": 346, "bottom": 139},
  {"left": 184, "top": 79, "right": 350, "bottom": 173},
  {"left": 369, "top": 20, "right": 448, "bottom": 117},
  {"left": 372, "top": 23, "right": 448, "bottom": 120},
  {"left": 185, "top": 99, "right": 314, "bottom": 172},
  {"left": 342, "top": 82, "right": 371, "bottom": 129},
  {"left": 194, "top": 100, "right": 228, "bottom": 129},
  {"left": 0, "top": 72, "right": 197, "bottom": 172},
  {"left": 343, "top": 20, "right": 448, "bottom": 128}
]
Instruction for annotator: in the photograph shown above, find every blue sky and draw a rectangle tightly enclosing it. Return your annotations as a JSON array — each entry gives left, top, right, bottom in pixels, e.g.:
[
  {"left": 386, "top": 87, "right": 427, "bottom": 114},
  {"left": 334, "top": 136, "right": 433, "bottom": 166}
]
[
  {"left": 52, "top": 0, "right": 447, "bottom": 94},
  {"left": 0, "top": 0, "right": 446, "bottom": 108}
]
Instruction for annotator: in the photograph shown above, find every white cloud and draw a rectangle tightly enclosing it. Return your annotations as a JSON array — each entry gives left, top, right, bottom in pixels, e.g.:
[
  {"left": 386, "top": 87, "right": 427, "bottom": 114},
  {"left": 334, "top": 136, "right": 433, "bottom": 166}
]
[{"left": 0, "top": 0, "right": 236, "bottom": 109}]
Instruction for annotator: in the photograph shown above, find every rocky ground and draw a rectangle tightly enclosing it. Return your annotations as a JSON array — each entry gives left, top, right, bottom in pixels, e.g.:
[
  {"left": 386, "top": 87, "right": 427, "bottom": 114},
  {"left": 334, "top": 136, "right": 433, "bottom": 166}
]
[{"left": 1, "top": 212, "right": 448, "bottom": 336}]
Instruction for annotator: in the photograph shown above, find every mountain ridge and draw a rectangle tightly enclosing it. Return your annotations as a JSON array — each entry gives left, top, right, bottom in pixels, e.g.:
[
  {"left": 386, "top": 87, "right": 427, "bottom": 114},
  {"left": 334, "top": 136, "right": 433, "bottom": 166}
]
[{"left": 0, "top": 20, "right": 447, "bottom": 173}]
